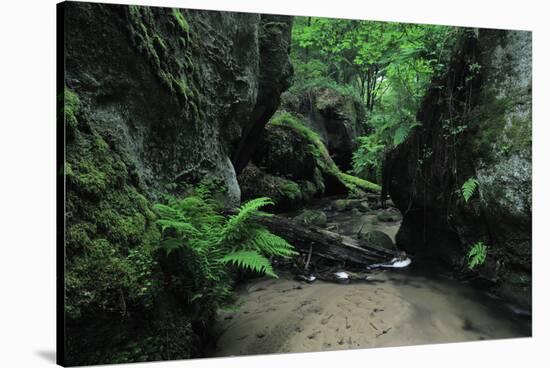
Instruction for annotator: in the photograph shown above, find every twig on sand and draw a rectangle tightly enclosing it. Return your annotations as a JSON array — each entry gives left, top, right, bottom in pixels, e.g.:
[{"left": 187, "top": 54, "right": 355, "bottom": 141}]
[
  {"left": 369, "top": 322, "right": 378, "bottom": 331},
  {"left": 376, "top": 327, "right": 392, "bottom": 338}
]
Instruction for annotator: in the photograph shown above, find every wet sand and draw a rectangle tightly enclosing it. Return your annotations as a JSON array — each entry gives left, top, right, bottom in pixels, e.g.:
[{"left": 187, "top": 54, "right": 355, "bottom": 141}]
[
  {"left": 207, "top": 270, "right": 530, "bottom": 357},
  {"left": 207, "top": 199, "right": 530, "bottom": 357}
]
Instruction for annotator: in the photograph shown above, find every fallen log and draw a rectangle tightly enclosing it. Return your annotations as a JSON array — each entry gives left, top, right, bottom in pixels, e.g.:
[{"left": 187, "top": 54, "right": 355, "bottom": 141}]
[{"left": 258, "top": 215, "right": 400, "bottom": 265}]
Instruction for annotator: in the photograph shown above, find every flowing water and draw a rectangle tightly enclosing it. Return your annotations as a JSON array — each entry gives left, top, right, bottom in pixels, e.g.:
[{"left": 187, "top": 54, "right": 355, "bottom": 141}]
[{"left": 206, "top": 199, "right": 531, "bottom": 358}]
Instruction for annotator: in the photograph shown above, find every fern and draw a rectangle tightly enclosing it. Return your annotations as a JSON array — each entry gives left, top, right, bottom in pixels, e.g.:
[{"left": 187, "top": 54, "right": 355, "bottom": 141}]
[
  {"left": 159, "top": 237, "right": 183, "bottom": 256},
  {"left": 220, "top": 251, "right": 277, "bottom": 278},
  {"left": 220, "top": 197, "right": 274, "bottom": 242},
  {"left": 393, "top": 125, "right": 409, "bottom": 147},
  {"left": 248, "top": 229, "right": 298, "bottom": 258},
  {"left": 461, "top": 177, "right": 479, "bottom": 203},
  {"left": 154, "top": 189, "right": 296, "bottom": 309},
  {"left": 393, "top": 123, "right": 421, "bottom": 147},
  {"left": 155, "top": 218, "right": 199, "bottom": 236},
  {"left": 467, "top": 241, "right": 487, "bottom": 270}
]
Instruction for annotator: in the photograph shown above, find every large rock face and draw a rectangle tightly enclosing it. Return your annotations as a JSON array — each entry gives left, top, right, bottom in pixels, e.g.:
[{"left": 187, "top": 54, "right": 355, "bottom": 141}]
[
  {"left": 386, "top": 29, "right": 532, "bottom": 308},
  {"left": 231, "top": 16, "right": 294, "bottom": 173},
  {"left": 62, "top": 2, "right": 292, "bottom": 364}
]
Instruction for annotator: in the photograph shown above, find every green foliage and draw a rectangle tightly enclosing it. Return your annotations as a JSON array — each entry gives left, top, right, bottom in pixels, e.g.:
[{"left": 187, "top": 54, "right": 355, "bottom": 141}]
[
  {"left": 298, "top": 209, "right": 327, "bottom": 226},
  {"left": 291, "top": 17, "right": 457, "bottom": 111},
  {"left": 352, "top": 135, "right": 385, "bottom": 180},
  {"left": 276, "top": 179, "right": 302, "bottom": 201},
  {"left": 467, "top": 241, "right": 487, "bottom": 269},
  {"left": 65, "top": 115, "right": 161, "bottom": 320},
  {"left": 461, "top": 177, "right": 480, "bottom": 202},
  {"left": 291, "top": 17, "right": 457, "bottom": 185},
  {"left": 64, "top": 88, "right": 81, "bottom": 130},
  {"left": 154, "top": 191, "right": 297, "bottom": 308},
  {"left": 171, "top": 8, "right": 189, "bottom": 34},
  {"left": 220, "top": 251, "right": 277, "bottom": 278},
  {"left": 127, "top": 5, "right": 204, "bottom": 122}
]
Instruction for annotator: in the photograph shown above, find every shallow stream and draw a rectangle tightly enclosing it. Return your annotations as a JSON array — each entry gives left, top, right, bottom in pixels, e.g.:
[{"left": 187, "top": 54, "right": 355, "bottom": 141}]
[{"left": 207, "top": 198, "right": 531, "bottom": 357}]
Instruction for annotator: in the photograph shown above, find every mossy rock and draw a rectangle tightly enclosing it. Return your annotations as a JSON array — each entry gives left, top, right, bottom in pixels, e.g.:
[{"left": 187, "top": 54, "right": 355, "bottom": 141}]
[
  {"left": 267, "top": 111, "right": 380, "bottom": 197},
  {"left": 238, "top": 163, "right": 322, "bottom": 211},
  {"left": 358, "top": 230, "right": 395, "bottom": 250},
  {"left": 294, "top": 209, "right": 327, "bottom": 227},
  {"left": 332, "top": 199, "right": 351, "bottom": 212}
]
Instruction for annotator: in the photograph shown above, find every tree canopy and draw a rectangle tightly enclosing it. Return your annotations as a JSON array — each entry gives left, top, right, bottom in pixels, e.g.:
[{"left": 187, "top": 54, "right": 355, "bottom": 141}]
[{"left": 291, "top": 16, "right": 459, "bottom": 181}]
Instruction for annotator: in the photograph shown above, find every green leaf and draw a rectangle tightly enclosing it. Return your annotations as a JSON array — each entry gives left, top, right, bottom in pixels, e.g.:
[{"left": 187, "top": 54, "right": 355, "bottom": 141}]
[
  {"left": 461, "top": 177, "right": 479, "bottom": 203},
  {"left": 220, "top": 251, "right": 278, "bottom": 278},
  {"left": 159, "top": 237, "right": 182, "bottom": 256},
  {"left": 467, "top": 241, "right": 487, "bottom": 270},
  {"left": 393, "top": 125, "right": 410, "bottom": 147}
]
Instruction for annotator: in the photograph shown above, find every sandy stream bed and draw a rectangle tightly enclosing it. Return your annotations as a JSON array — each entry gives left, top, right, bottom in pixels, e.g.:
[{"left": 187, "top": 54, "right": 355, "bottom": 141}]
[
  {"left": 207, "top": 269, "right": 529, "bottom": 357},
  {"left": 207, "top": 201, "right": 530, "bottom": 357}
]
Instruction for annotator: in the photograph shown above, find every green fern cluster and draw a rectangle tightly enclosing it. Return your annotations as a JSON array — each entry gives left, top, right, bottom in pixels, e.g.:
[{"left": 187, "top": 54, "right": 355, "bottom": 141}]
[
  {"left": 461, "top": 177, "right": 479, "bottom": 203},
  {"left": 466, "top": 241, "right": 487, "bottom": 270},
  {"left": 154, "top": 192, "right": 297, "bottom": 308},
  {"left": 352, "top": 111, "right": 421, "bottom": 183}
]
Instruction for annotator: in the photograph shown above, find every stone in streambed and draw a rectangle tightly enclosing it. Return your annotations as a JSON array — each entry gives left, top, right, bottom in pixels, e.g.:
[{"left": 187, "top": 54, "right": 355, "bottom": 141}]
[
  {"left": 294, "top": 209, "right": 328, "bottom": 227},
  {"left": 359, "top": 230, "right": 395, "bottom": 251},
  {"left": 376, "top": 209, "right": 402, "bottom": 222}
]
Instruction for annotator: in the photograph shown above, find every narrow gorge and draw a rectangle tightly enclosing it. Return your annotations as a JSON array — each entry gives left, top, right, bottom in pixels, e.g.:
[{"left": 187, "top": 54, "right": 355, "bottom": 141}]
[{"left": 61, "top": 2, "right": 532, "bottom": 365}]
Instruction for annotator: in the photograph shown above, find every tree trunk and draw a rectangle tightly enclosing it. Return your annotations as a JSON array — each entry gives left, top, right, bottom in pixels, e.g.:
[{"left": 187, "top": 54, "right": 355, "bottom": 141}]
[{"left": 257, "top": 215, "right": 399, "bottom": 264}]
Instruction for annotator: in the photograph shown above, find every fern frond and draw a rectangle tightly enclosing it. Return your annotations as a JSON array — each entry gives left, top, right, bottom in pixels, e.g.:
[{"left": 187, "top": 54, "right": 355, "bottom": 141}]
[
  {"left": 234, "top": 197, "right": 274, "bottom": 221},
  {"left": 467, "top": 241, "right": 487, "bottom": 270},
  {"left": 159, "top": 237, "right": 183, "bottom": 256},
  {"left": 249, "top": 229, "right": 298, "bottom": 258},
  {"left": 153, "top": 203, "right": 185, "bottom": 221},
  {"left": 221, "top": 197, "right": 274, "bottom": 240},
  {"left": 156, "top": 219, "right": 199, "bottom": 236},
  {"left": 220, "top": 251, "right": 278, "bottom": 278},
  {"left": 393, "top": 125, "right": 409, "bottom": 147},
  {"left": 461, "top": 177, "right": 479, "bottom": 203}
]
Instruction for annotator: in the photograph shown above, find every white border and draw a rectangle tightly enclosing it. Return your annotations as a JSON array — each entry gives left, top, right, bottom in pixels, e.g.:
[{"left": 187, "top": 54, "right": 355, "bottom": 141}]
[{"left": 1, "top": 0, "right": 548, "bottom": 367}]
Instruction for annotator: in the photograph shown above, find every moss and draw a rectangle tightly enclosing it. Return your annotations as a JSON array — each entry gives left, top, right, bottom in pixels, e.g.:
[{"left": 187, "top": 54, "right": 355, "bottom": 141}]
[
  {"left": 269, "top": 111, "right": 380, "bottom": 194},
  {"left": 298, "top": 180, "right": 317, "bottom": 201},
  {"left": 172, "top": 77, "right": 193, "bottom": 103},
  {"left": 276, "top": 178, "right": 302, "bottom": 201},
  {"left": 65, "top": 133, "right": 163, "bottom": 360},
  {"left": 340, "top": 172, "right": 381, "bottom": 193},
  {"left": 64, "top": 88, "right": 81, "bottom": 130},
  {"left": 171, "top": 8, "right": 189, "bottom": 34},
  {"left": 470, "top": 86, "right": 531, "bottom": 162},
  {"left": 152, "top": 34, "right": 168, "bottom": 52},
  {"left": 66, "top": 112, "right": 161, "bottom": 319},
  {"left": 503, "top": 112, "right": 532, "bottom": 155},
  {"left": 71, "top": 160, "right": 108, "bottom": 196},
  {"left": 332, "top": 199, "right": 350, "bottom": 212},
  {"left": 126, "top": 6, "right": 205, "bottom": 124},
  {"left": 64, "top": 162, "right": 73, "bottom": 177},
  {"left": 296, "top": 209, "right": 327, "bottom": 227}
]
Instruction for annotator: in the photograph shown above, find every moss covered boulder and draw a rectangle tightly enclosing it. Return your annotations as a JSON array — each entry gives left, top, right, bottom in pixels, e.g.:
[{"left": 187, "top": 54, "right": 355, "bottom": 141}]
[
  {"left": 238, "top": 163, "right": 318, "bottom": 211},
  {"left": 358, "top": 231, "right": 395, "bottom": 251},
  {"left": 242, "top": 112, "right": 379, "bottom": 210},
  {"left": 294, "top": 209, "right": 328, "bottom": 227},
  {"left": 281, "top": 82, "right": 366, "bottom": 170}
]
